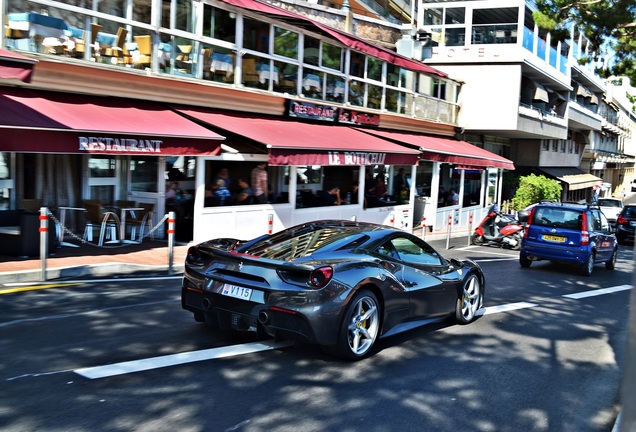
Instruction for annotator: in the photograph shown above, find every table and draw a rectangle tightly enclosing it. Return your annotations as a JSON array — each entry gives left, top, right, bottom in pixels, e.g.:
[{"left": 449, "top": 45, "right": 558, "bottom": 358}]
[
  {"left": 303, "top": 73, "right": 322, "bottom": 91},
  {"left": 211, "top": 53, "right": 233, "bottom": 76},
  {"left": 257, "top": 64, "right": 279, "bottom": 84},
  {"left": 57, "top": 206, "right": 86, "bottom": 247},
  {"left": 8, "top": 12, "right": 67, "bottom": 38},
  {"left": 119, "top": 207, "right": 143, "bottom": 244}
]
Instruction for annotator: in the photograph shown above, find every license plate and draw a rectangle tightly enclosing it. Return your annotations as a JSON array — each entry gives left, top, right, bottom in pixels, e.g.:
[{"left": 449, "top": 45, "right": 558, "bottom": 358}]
[
  {"left": 542, "top": 234, "right": 566, "bottom": 243},
  {"left": 221, "top": 283, "right": 253, "bottom": 301}
]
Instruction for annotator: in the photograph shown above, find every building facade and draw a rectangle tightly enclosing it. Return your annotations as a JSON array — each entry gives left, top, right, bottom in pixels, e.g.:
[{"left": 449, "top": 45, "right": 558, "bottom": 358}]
[{"left": 1, "top": 0, "right": 513, "bottom": 245}]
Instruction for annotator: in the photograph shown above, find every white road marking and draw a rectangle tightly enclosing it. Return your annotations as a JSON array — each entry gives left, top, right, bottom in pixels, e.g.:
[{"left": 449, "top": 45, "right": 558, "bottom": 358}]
[
  {"left": 57, "top": 283, "right": 629, "bottom": 380},
  {"left": 562, "top": 284, "right": 633, "bottom": 299},
  {"left": 75, "top": 341, "right": 293, "bottom": 379},
  {"left": 479, "top": 301, "right": 539, "bottom": 316}
]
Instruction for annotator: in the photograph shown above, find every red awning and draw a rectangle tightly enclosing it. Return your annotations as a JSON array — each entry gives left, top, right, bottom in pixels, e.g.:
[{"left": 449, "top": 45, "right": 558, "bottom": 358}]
[
  {"left": 218, "top": 0, "right": 447, "bottom": 78},
  {"left": 358, "top": 129, "right": 515, "bottom": 170},
  {"left": 0, "top": 49, "right": 37, "bottom": 83},
  {"left": 173, "top": 107, "right": 420, "bottom": 166},
  {"left": 0, "top": 88, "right": 224, "bottom": 155}
]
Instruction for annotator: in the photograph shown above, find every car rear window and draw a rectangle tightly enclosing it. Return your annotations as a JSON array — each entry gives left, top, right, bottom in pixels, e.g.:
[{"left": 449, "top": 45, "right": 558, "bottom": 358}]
[
  {"left": 624, "top": 207, "right": 636, "bottom": 218},
  {"left": 532, "top": 207, "right": 582, "bottom": 230},
  {"left": 598, "top": 199, "right": 622, "bottom": 207}
]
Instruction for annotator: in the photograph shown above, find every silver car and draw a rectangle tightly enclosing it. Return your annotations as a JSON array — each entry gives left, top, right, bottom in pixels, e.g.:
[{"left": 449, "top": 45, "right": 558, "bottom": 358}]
[{"left": 181, "top": 220, "right": 485, "bottom": 360}]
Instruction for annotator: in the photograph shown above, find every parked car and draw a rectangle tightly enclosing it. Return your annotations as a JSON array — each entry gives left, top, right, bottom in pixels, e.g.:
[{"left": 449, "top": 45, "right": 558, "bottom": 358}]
[
  {"left": 596, "top": 197, "right": 624, "bottom": 228},
  {"left": 519, "top": 202, "right": 617, "bottom": 276},
  {"left": 181, "top": 220, "right": 485, "bottom": 360},
  {"left": 615, "top": 204, "right": 636, "bottom": 245}
]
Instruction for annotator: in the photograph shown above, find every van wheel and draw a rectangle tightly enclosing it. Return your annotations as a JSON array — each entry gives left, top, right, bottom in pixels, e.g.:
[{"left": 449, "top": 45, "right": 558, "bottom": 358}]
[{"left": 519, "top": 253, "right": 531, "bottom": 268}]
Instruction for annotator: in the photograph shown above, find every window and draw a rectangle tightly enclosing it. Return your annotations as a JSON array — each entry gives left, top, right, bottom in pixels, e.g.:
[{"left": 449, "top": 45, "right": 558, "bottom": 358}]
[
  {"left": 366, "top": 57, "right": 382, "bottom": 82},
  {"left": 274, "top": 26, "right": 298, "bottom": 59},
  {"left": 322, "top": 42, "right": 342, "bottom": 71},
  {"left": 89, "top": 156, "right": 116, "bottom": 178},
  {"left": 304, "top": 36, "right": 320, "bottom": 66},
  {"left": 387, "top": 237, "right": 443, "bottom": 266},
  {"left": 243, "top": 17, "right": 270, "bottom": 53},
  {"left": 203, "top": 5, "right": 236, "bottom": 43},
  {"left": 131, "top": 156, "right": 158, "bottom": 192}
]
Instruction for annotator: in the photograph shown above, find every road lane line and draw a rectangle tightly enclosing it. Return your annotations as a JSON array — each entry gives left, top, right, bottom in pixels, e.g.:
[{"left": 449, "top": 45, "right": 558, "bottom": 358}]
[
  {"left": 66, "top": 284, "right": 632, "bottom": 380},
  {"left": 0, "top": 283, "right": 81, "bottom": 294},
  {"left": 480, "top": 301, "right": 539, "bottom": 316},
  {"left": 75, "top": 341, "right": 294, "bottom": 379},
  {"left": 1, "top": 276, "right": 183, "bottom": 291},
  {"left": 562, "top": 284, "right": 633, "bottom": 299}
]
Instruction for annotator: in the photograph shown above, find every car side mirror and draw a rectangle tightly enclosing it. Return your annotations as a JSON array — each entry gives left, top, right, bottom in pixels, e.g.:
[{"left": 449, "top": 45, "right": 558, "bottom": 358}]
[{"left": 517, "top": 211, "right": 529, "bottom": 223}]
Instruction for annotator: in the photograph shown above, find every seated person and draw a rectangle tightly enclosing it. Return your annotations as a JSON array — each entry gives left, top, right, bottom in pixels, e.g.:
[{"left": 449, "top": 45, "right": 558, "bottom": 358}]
[
  {"left": 235, "top": 178, "right": 253, "bottom": 205},
  {"left": 213, "top": 179, "right": 232, "bottom": 206},
  {"left": 316, "top": 184, "right": 341, "bottom": 206}
]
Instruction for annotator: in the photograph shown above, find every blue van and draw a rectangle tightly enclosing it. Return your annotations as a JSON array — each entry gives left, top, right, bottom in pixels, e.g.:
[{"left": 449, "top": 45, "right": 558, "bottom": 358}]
[{"left": 519, "top": 202, "right": 617, "bottom": 276}]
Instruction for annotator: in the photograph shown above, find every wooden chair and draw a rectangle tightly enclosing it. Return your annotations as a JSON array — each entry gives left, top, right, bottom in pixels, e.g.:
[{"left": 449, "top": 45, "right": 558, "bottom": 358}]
[
  {"left": 133, "top": 35, "right": 152, "bottom": 68},
  {"left": 75, "top": 23, "right": 103, "bottom": 59},
  {"left": 125, "top": 202, "right": 155, "bottom": 243},
  {"left": 202, "top": 48, "right": 213, "bottom": 79},
  {"left": 104, "top": 27, "right": 129, "bottom": 64},
  {"left": 175, "top": 44, "right": 193, "bottom": 73},
  {"left": 82, "top": 201, "right": 120, "bottom": 246},
  {"left": 242, "top": 58, "right": 260, "bottom": 86}
]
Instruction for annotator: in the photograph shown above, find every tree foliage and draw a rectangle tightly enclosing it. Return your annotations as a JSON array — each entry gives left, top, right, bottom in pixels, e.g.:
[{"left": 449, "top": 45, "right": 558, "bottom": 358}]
[
  {"left": 533, "top": 0, "right": 636, "bottom": 85},
  {"left": 512, "top": 174, "right": 562, "bottom": 210}
]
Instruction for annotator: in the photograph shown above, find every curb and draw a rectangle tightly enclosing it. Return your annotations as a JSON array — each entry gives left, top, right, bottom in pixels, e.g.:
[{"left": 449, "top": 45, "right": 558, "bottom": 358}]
[{"left": 0, "top": 262, "right": 185, "bottom": 284}]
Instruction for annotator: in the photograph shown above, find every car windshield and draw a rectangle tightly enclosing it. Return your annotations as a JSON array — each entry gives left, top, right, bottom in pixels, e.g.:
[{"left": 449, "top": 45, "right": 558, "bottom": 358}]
[
  {"left": 532, "top": 207, "right": 582, "bottom": 230},
  {"left": 598, "top": 199, "right": 622, "bottom": 207}
]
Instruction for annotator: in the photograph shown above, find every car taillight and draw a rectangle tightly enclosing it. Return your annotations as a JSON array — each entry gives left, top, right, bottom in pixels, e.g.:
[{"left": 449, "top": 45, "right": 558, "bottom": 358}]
[
  {"left": 309, "top": 266, "right": 333, "bottom": 288},
  {"left": 580, "top": 212, "right": 589, "bottom": 246},
  {"left": 186, "top": 245, "right": 200, "bottom": 263},
  {"left": 523, "top": 208, "right": 535, "bottom": 238},
  {"left": 617, "top": 216, "right": 628, "bottom": 225}
]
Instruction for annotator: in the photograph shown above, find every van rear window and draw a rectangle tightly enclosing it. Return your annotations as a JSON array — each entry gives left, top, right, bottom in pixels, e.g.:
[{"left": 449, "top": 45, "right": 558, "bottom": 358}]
[{"left": 533, "top": 208, "right": 581, "bottom": 230}]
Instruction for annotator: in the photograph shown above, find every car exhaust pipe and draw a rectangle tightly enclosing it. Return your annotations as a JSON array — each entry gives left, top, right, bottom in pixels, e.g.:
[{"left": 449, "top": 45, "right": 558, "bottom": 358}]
[
  {"left": 201, "top": 298, "right": 211, "bottom": 310},
  {"left": 258, "top": 310, "right": 271, "bottom": 324}
]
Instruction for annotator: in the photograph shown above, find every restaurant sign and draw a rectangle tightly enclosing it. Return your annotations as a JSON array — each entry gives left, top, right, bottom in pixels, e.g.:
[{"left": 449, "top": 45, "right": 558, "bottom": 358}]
[
  {"left": 288, "top": 100, "right": 380, "bottom": 126},
  {"left": 79, "top": 136, "right": 163, "bottom": 153}
]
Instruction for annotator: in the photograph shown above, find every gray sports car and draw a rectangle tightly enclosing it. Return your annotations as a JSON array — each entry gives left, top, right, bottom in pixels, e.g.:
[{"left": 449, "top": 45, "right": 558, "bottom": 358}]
[{"left": 181, "top": 220, "right": 485, "bottom": 360}]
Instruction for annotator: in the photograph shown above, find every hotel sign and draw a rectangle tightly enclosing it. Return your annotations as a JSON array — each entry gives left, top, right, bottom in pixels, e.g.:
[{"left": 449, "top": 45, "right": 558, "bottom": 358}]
[{"left": 288, "top": 100, "right": 380, "bottom": 127}]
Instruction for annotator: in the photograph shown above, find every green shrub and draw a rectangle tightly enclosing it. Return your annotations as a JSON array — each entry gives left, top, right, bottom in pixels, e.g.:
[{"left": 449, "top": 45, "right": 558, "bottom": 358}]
[{"left": 512, "top": 174, "right": 562, "bottom": 210}]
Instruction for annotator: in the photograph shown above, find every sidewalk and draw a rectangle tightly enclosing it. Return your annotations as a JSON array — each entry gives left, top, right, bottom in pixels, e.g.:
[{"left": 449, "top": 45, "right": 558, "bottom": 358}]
[
  {"left": 0, "top": 240, "right": 190, "bottom": 284},
  {"left": 0, "top": 226, "right": 473, "bottom": 285}
]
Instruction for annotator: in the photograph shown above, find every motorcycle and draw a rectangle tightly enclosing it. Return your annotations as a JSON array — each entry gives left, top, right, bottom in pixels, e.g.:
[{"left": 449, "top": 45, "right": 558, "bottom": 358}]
[{"left": 471, "top": 205, "right": 524, "bottom": 250}]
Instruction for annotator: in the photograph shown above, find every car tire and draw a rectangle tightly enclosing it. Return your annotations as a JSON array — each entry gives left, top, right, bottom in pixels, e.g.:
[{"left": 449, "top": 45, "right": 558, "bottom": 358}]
[
  {"left": 582, "top": 252, "right": 595, "bottom": 276},
  {"left": 519, "top": 253, "right": 532, "bottom": 268},
  {"left": 332, "top": 289, "right": 380, "bottom": 360},
  {"left": 605, "top": 248, "right": 617, "bottom": 270},
  {"left": 471, "top": 234, "right": 484, "bottom": 246},
  {"left": 455, "top": 274, "right": 482, "bottom": 324}
]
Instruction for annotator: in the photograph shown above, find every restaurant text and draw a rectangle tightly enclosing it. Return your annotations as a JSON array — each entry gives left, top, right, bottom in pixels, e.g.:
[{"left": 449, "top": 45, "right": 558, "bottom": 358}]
[{"left": 79, "top": 137, "right": 162, "bottom": 153}]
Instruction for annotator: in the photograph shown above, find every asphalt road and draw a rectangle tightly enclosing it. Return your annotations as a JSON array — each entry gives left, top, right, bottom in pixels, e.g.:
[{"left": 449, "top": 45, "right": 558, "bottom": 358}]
[{"left": 0, "top": 240, "right": 633, "bottom": 432}]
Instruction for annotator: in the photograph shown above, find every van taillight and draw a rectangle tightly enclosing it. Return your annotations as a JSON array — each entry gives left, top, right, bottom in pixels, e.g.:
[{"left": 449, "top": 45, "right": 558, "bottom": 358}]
[
  {"left": 580, "top": 212, "right": 589, "bottom": 246},
  {"left": 523, "top": 208, "right": 535, "bottom": 238}
]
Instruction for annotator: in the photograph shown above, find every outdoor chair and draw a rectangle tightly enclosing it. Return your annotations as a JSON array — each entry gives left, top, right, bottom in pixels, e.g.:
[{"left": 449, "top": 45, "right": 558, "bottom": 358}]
[
  {"left": 125, "top": 202, "right": 155, "bottom": 243},
  {"left": 82, "top": 201, "right": 120, "bottom": 246}
]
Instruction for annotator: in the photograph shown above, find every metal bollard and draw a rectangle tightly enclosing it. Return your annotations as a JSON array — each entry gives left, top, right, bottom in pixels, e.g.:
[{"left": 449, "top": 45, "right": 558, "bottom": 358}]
[
  {"left": 390, "top": 213, "right": 395, "bottom": 226},
  {"left": 39, "top": 207, "right": 49, "bottom": 281},
  {"left": 421, "top": 215, "right": 426, "bottom": 240},
  {"left": 167, "top": 211, "right": 175, "bottom": 276},
  {"left": 468, "top": 212, "right": 474, "bottom": 246},
  {"left": 268, "top": 214, "right": 274, "bottom": 234},
  {"left": 446, "top": 213, "right": 452, "bottom": 249}
]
